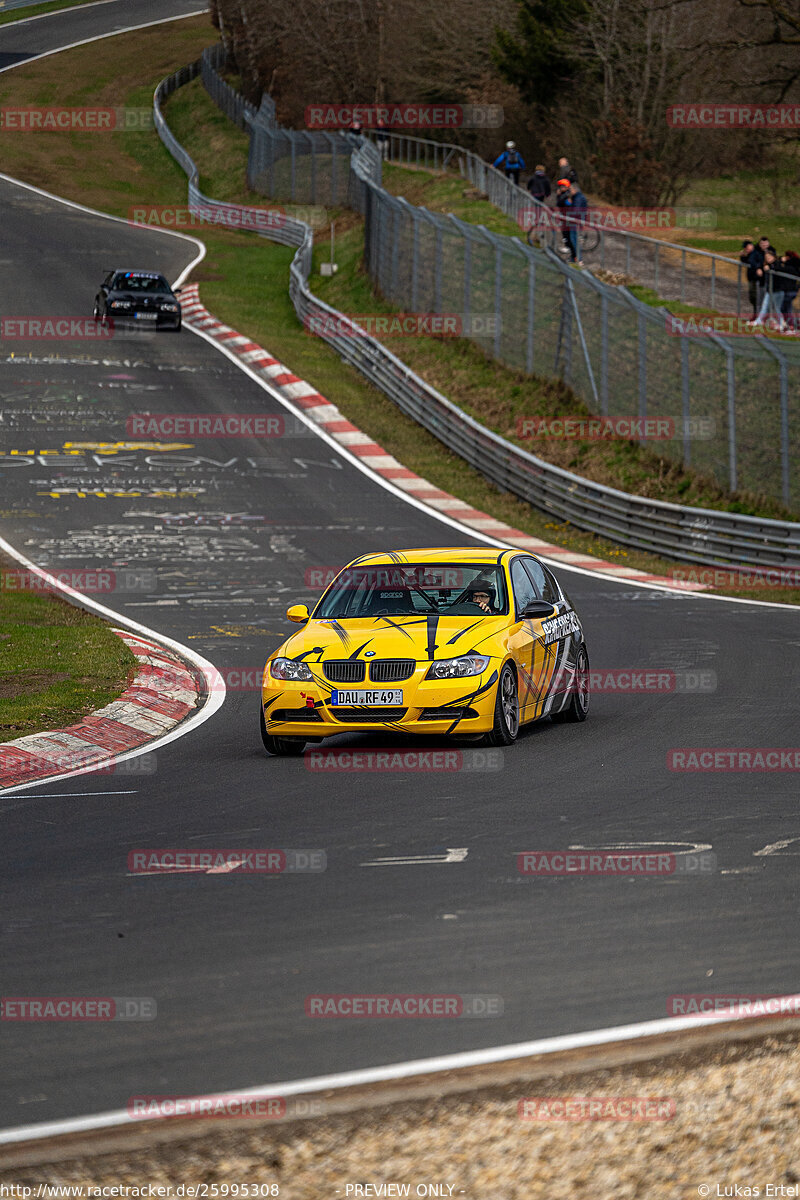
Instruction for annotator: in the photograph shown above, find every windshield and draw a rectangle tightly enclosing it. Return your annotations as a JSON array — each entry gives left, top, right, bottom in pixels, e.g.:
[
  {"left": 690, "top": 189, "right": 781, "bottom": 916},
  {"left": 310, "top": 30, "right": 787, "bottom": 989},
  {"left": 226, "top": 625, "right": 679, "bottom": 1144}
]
[
  {"left": 112, "top": 272, "right": 171, "bottom": 293},
  {"left": 314, "top": 563, "right": 508, "bottom": 618}
]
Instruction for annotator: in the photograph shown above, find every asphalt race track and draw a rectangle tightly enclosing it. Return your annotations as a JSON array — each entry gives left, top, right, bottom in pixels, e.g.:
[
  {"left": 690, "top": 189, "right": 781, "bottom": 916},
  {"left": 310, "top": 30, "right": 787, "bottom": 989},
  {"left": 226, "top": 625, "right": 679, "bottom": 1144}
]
[{"left": 1, "top": 0, "right": 798, "bottom": 1131}]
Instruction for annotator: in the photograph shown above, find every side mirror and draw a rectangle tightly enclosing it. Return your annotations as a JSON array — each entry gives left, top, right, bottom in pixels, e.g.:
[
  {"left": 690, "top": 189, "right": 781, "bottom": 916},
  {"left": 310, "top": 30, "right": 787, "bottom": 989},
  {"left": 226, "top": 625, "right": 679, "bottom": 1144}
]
[
  {"left": 287, "top": 603, "right": 310, "bottom": 623},
  {"left": 522, "top": 600, "right": 557, "bottom": 619},
  {"left": 173, "top": 285, "right": 184, "bottom": 294}
]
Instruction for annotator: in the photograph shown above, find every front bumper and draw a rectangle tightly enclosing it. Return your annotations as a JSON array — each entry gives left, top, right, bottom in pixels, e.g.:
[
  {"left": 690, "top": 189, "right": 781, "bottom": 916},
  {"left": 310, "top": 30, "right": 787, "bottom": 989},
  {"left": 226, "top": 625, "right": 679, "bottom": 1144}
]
[
  {"left": 108, "top": 309, "right": 181, "bottom": 329},
  {"left": 262, "top": 665, "right": 499, "bottom": 738}
]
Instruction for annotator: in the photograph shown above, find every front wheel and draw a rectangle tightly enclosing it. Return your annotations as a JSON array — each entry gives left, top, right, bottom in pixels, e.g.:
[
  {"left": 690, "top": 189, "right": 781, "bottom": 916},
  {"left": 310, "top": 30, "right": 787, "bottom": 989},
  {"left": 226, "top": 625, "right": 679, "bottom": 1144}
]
[
  {"left": 260, "top": 704, "right": 306, "bottom": 756},
  {"left": 551, "top": 645, "right": 589, "bottom": 723},
  {"left": 486, "top": 663, "right": 520, "bottom": 746}
]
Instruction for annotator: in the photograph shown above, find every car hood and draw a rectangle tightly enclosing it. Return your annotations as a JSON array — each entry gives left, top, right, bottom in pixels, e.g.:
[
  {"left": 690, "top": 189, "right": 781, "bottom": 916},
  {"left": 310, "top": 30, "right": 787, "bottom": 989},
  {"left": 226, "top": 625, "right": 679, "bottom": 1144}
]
[{"left": 278, "top": 614, "right": 507, "bottom": 662}]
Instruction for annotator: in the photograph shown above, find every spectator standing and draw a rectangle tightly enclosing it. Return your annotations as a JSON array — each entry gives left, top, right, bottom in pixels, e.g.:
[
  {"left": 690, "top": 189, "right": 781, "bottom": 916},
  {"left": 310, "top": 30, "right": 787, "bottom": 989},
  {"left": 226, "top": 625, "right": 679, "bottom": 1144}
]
[
  {"left": 739, "top": 240, "right": 756, "bottom": 317},
  {"left": 494, "top": 141, "right": 525, "bottom": 186},
  {"left": 555, "top": 178, "right": 574, "bottom": 259},
  {"left": 374, "top": 117, "right": 389, "bottom": 158},
  {"left": 567, "top": 180, "right": 588, "bottom": 266},
  {"left": 750, "top": 249, "right": 782, "bottom": 328},
  {"left": 527, "top": 165, "right": 551, "bottom": 203},
  {"left": 747, "top": 235, "right": 770, "bottom": 318},
  {"left": 557, "top": 156, "right": 578, "bottom": 184},
  {"left": 779, "top": 250, "right": 800, "bottom": 332}
]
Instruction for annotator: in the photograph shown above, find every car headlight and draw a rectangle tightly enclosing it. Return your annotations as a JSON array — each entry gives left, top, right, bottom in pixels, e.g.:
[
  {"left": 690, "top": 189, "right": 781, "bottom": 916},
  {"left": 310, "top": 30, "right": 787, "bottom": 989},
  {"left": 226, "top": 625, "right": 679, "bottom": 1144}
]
[
  {"left": 109, "top": 300, "right": 132, "bottom": 309},
  {"left": 427, "top": 654, "right": 490, "bottom": 679},
  {"left": 270, "top": 657, "right": 314, "bottom": 681},
  {"left": 159, "top": 302, "right": 179, "bottom": 311}
]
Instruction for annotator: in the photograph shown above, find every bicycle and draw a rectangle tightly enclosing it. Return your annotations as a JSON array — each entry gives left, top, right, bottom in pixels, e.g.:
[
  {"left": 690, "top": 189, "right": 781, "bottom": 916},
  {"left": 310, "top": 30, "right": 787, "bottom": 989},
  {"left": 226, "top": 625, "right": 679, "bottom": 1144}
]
[{"left": 527, "top": 215, "right": 600, "bottom": 256}]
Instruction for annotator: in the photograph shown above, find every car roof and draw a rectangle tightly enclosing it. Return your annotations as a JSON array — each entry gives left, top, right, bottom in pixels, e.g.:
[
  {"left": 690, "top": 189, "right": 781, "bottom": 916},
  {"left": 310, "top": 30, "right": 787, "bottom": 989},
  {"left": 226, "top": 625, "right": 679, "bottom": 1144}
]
[{"left": 344, "top": 547, "right": 524, "bottom": 567}]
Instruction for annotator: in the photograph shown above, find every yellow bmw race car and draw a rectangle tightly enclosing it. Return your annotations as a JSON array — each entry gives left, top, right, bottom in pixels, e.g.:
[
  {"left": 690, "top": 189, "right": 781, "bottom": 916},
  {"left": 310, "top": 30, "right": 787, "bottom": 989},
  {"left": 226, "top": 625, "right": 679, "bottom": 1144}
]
[{"left": 260, "top": 548, "right": 589, "bottom": 756}]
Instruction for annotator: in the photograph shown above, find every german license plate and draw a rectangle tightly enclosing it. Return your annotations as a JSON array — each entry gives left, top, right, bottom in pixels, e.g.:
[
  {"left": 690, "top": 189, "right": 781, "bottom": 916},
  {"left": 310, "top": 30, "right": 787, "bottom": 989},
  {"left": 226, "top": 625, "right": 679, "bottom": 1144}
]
[
  {"left": 330, "top": 689, "right": 403, "bottom": 706},
  {"left": 134, "top": 312, "right": 158, "bottom": 320}
]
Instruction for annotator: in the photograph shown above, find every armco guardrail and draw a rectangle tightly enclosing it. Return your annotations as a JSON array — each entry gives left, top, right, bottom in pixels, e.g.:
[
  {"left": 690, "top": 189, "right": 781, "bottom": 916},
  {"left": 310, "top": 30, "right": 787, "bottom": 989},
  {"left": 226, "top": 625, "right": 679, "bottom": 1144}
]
[{"left": 153, "top": 62, "right": 800, "bottom": 570}]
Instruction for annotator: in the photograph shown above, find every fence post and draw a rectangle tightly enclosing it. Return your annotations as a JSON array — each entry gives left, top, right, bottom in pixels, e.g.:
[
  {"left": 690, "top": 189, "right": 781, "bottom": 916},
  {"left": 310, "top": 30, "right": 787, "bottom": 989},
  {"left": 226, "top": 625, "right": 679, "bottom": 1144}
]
[
  {"left": 707, "top": 335, "right": 737, "bottom": 493},
  {"left": 654, "top": 243, "right": 659, "bottom": 296},
  {"left": 757, "top": 337, "right": 790, "bottom": 506},
  {"left": 638, "top": 310, "right": 647, "bottom": 438},
  {"left": 566, "top": 276, "right": 600, "bottom": 410},
  {"left": 411, "top": 207, "right": 420, "bottom": 312},
  {"left": 392, "top": 204, "right": 401, "bottom": 299},
  {"left": 680, "top": 249, "right": 686, "bottom": 303},
  {"left": 554, "top": 278, "right": 573, "bottom": 383},
  {"left": 462, "top": 224, "right": 472, "bottom": 325},
  {"left": 494, "top": 240, "right": 503, "bottom": 358},
  {"left": 307, "top": 132, "right": 316, "bottom": 204},
  {"left": 600, "top": 291, "right": 609, "bottom": 415},
  {"left": 526, "top": 253, "right": 535, "bottom": 374},
  {"left": 681, "top": 334, "right": 691, "bottom": 468},
  {"left": 434, "top": 224, "right": 443, "bottom": 313}
]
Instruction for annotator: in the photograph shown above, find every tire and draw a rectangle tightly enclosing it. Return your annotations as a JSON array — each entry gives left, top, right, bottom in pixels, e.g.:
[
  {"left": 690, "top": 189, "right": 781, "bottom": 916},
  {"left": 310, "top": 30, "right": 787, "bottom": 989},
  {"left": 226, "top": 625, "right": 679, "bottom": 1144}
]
[
  {"left": 486, "top": 663, "right": 520, "bottom": 746},
  {"left": 580, "top": 227, "right": 600, "bottom": 253},
  {"left": 551, "top": 645, "right": 589, "bottom": 723},
  {"left": 260, "top": 704, "right": 306, "bottom": 756}
]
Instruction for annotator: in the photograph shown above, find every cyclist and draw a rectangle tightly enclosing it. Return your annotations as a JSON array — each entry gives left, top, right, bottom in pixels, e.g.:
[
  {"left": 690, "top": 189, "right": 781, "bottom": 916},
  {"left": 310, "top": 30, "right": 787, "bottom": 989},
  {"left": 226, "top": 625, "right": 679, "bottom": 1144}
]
[{"left": 493, "top": 141, "right": 525, "bottom": 186}]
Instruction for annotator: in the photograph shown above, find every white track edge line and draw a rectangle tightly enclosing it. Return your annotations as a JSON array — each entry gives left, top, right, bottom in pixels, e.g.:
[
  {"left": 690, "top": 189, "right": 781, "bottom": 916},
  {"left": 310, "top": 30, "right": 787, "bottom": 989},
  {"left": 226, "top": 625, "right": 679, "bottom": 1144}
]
[
  {"left": 1, "top": 1003, "right": 798, "bottom": 1145},
  {"left": 0, "top": 0, "right": 130, "bottom": 33},
  {"left": 0, "top": 533, "right": 226, "bottom": 794},
  {"left": 0, "top": 14, "right": 220, "bottom": 795},
  {"left": 0, "top": 5, "right": 208, "bottom": 75}
]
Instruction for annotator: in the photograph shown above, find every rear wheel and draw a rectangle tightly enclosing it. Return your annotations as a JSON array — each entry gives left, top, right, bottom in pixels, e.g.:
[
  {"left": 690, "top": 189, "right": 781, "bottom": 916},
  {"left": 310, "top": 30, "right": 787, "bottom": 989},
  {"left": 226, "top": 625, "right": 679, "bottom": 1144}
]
[
  {"left": 260, "top": 704, "right": 306, "bottom": 756},
  {"left": 487, "top": 663, "right": 520, "bottom": 746},
  {"left": 551, "top": 645, "right": 589, "bottom": 723}
]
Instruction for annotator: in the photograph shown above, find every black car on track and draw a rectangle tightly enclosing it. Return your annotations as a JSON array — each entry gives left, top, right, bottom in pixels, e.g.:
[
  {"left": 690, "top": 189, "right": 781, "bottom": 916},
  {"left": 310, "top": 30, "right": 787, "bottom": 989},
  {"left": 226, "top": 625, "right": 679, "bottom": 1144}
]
[{"left": 93, "top": 269, "right": 182, "bottom": 331}]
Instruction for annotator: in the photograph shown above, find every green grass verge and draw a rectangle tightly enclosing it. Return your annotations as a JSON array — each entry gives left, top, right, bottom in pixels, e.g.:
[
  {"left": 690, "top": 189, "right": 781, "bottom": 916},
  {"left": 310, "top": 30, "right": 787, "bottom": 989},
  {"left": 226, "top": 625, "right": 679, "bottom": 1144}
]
[
  {"left": 0, "top": 0, "right": 103, "bottom": 27},
  {"left": 0, "top": 28, "right": 797, "bottom": 604},
  {"left": 0, "top": 580, "right": 137, "bottom": 742}
]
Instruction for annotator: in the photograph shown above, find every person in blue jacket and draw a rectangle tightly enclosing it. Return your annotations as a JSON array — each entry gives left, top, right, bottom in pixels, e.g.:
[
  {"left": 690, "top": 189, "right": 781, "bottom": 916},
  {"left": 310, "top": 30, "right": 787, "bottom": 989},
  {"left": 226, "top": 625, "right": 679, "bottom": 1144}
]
[
  {"left": 493, "top": 141, "right": 525, "bottom": 186},
  {"left": 561, "top": 180, "right": 588, "bottom": 266}
]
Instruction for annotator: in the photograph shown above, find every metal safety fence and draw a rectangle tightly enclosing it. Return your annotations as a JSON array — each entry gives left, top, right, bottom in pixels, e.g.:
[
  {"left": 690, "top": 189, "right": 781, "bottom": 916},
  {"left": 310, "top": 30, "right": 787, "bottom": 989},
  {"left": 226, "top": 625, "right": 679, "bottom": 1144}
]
[
  {"left": 202, "top": 46, "right": 800, "bottom": 514},
  {"left": 153, "top": 60, "right": 800, "bottom": 567}
]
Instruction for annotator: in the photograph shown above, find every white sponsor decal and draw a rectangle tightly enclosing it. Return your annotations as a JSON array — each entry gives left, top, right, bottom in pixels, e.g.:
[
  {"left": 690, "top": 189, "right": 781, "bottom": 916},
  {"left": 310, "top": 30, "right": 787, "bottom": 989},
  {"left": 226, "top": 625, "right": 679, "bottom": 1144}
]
[{"left": 540, "top": 610, "right": 581, "bottom": 644}]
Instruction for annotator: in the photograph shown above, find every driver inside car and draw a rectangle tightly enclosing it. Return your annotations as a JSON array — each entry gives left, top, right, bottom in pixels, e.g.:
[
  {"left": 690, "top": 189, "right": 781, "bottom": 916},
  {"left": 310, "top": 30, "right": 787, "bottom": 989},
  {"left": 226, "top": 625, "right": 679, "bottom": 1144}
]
[{"left": 466, "top": 581, "right": 498, "bottom": 614}]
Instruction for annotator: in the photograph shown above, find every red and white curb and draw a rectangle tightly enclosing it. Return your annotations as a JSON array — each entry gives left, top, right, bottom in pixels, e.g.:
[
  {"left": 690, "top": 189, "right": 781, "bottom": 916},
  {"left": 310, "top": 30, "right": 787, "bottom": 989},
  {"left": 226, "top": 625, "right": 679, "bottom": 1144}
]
[
  {"left": 0, "top": 631, "right": 202, "bottom": 790},
  {"left": 179, "top": 284, "right": 706, "bottom": 592}
]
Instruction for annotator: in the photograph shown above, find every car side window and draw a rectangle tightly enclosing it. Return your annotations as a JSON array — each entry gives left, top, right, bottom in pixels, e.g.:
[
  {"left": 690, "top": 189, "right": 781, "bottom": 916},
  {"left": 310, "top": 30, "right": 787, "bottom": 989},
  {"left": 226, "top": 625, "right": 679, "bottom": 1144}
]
[
  {"left": 522, "top": 557, "right": 547, "bottom": 599},
  {"left": 541, "top": 566, "right": 562, "bottom": 604},
  {"left": 511, "top": 559, "right": 537, "bottom": 617}
]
